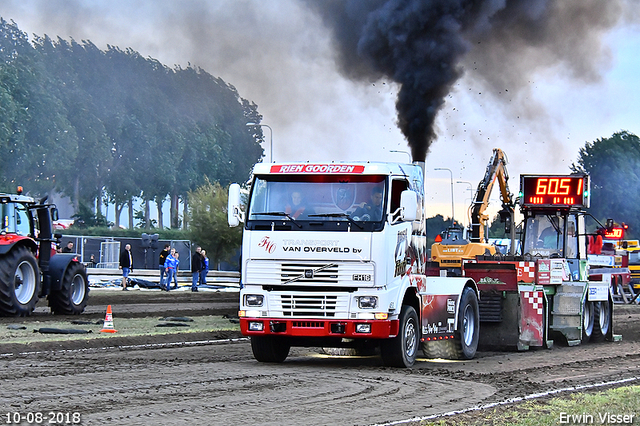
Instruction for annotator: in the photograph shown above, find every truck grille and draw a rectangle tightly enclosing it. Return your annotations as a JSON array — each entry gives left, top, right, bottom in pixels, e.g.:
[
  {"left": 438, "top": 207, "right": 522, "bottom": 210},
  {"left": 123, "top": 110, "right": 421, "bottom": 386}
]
[
  {"left": 281, "top": 263, "right": 339, "bottom": 284},
  {"left": 267, "top": 293, "right": 350, "bottom": 318},
  {"left": 281, "top": 294, "right": 338, "bottom": 317},
  {"left": 245, "top": 260, "right": 375, "bottom": 287},
  {"left": 292, "top": 321, "right": 325, "bottom": 328}
]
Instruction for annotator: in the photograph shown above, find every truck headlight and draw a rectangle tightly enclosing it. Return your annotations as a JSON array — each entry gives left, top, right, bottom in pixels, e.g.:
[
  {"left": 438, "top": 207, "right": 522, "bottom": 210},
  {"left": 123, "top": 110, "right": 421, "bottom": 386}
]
[
  {"left": 245, "top": 294, "right": 264, "bottom": 306},
  {"left": 357, "top": 296, "right": 378, "bottom": 309}
]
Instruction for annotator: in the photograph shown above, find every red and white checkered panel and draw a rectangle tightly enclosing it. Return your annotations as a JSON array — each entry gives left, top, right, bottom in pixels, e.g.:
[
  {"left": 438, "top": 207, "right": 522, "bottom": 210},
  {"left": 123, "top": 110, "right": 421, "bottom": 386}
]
[
  {"left": 517, "top": 262, "right": 536, "bottom": 283},
  {"left": 523, "top": 291, "right": 544, "bottom": 315},
  {"left": 520, "top": 289, "right": 545, "bottom": 347}
]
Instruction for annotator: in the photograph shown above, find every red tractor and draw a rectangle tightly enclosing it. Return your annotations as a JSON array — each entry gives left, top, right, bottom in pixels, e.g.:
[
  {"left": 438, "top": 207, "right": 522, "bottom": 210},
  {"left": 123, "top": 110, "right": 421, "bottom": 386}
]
[{"left": 0, "top": 188, "right": 89, "bottom": 316}]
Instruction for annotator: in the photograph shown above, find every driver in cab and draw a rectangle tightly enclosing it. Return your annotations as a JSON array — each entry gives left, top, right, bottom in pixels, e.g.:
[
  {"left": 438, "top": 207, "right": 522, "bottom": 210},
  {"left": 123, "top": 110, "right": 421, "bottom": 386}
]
[
  {"left": 285, "top": 191, "right": 308, "bottom": 219},
  {"left": 353, "top": 186, "right": 384, "bottom": 221}
]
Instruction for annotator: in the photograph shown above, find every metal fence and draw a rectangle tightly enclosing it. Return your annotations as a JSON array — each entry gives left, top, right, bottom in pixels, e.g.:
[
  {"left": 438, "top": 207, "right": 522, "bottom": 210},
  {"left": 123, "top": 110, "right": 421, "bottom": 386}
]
[
  {"left": 98, "top": 241, "right": 121, "bottom": 269},
  {"left": 60, "top": 235, "right": 193, "bottom": 271}
]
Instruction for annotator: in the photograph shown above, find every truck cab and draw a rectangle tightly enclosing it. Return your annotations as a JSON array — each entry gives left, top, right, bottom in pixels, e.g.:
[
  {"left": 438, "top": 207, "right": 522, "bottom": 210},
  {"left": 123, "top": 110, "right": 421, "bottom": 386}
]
[{"left": 229, "top": 162, "right": 480, "bottom": 367}]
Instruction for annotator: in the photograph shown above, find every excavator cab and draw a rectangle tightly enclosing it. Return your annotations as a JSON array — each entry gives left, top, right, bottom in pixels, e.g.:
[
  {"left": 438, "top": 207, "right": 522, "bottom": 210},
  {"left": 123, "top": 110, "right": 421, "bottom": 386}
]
[{"left": 436, "top": 225, "right": 466, "bottom": 243}]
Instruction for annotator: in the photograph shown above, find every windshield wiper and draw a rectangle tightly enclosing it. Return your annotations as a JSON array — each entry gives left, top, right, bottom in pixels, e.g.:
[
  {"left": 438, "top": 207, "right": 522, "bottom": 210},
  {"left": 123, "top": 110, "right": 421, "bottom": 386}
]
[
  {"left": 307, "top": 212, "right": 364, "bottom": 229},
  {"left": 253, "top": 211, "right": 301, "bottom": 228}
]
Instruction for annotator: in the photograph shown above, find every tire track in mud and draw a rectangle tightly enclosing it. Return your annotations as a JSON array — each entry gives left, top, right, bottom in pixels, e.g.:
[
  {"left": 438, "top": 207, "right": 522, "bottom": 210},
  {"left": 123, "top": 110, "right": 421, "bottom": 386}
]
[
  {"left": 2, "top": 293, "right": 640, "bottom": 425},
  {"left": 0, "top": 343, "right": 496, "bottom": 426}
]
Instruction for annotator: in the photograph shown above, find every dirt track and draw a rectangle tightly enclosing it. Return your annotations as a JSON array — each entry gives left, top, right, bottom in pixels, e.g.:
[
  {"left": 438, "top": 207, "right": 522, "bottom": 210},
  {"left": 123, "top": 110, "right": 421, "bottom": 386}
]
[{"left": 1, "top": 290, "right": 640, "bottom": 425}]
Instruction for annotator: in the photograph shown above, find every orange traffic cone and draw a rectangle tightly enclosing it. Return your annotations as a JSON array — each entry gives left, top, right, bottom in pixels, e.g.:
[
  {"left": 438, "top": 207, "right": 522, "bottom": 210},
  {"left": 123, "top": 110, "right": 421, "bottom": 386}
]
[{"left": 100, "top": 305, "right": 117, "bottom": 333}]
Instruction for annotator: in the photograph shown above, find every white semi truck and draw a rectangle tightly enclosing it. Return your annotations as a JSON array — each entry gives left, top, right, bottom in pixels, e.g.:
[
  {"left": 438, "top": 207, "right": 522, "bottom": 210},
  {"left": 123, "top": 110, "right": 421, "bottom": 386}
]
[{"left": 228, "top": 161, "right": 480, "bottom": 367}]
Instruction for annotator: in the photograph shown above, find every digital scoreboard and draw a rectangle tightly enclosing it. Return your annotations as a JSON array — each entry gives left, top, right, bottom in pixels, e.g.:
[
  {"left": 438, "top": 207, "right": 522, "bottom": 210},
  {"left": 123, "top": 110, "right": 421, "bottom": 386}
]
[
  {"left": 520, "top": 174, "right": 589, "bottom": 209},
  {"left": 603, "top": 227, "right": 625, "bottom": 240}
]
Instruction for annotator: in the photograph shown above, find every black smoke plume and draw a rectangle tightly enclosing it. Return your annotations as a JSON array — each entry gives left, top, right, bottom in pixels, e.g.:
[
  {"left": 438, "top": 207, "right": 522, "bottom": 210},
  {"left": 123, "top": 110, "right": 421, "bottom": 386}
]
[{"left": 304, "top": 0, "right": 625, "bottom": 162}]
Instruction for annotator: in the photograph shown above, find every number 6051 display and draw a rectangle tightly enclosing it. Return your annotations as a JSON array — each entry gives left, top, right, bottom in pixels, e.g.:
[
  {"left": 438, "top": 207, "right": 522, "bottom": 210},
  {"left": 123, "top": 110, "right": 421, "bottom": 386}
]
[{"left": 520, "top": 174, "right": 589, "bottom": 208}]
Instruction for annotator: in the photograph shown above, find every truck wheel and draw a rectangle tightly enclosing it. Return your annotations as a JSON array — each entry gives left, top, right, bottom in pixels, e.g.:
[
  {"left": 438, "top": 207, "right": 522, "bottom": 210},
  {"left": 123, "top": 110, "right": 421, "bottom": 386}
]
[
  {"left": 381, "top": 305, "right": 419, "bottom": 368},
  {"left": 581, "top": 300, "right": 595, "bottom": 343},
  {"left": 592, "top": 299, "right": 612, "bottom": 342},
  {"left": 0, "top": 247, "right": 41, "bottom": 316},
  {"left": 423, "top": 287, "right": 479, "bottom": 360},
  {"left": 48, "top": 262, "right": 89, "bottom": 315},
  {"left": 251, "top": 336, "right": 290, "bottom": 363},
  {"left": 322, "top": 342, "right": 378, "bottom": 357}
]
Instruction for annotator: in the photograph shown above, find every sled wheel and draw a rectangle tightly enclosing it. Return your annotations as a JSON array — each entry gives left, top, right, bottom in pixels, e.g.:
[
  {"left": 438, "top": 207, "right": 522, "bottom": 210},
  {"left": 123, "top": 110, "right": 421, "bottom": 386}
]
[
  {"left": 582, "top": 299, "right": 595, "bottom": 343},
  {"left": 592, "top": 299, "right": 612, "bottom": 342}
]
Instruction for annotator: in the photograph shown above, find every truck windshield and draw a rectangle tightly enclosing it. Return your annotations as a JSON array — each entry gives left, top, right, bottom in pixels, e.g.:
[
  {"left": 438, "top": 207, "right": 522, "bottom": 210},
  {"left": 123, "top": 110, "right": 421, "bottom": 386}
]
[
  {"left": 523, "top": 215, "right": 566, "bottom": 257},
  {"left": 248, "top": 174, "right": 387, "bottom": 224}
]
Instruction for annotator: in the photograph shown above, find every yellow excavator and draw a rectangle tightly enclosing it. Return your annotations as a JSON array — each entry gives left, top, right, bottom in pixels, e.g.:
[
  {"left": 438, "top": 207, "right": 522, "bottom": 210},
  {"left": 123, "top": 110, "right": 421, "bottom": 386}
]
[{"left": 431, "top": 148, "right": 516, "bottom": 275}]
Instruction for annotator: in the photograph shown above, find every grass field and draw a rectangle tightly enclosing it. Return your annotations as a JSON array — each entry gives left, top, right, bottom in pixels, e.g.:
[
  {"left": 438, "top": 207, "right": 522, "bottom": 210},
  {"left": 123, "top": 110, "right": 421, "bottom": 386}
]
[
  {"left": 423, "top": 385, "right": 640, "bottom": 425},
  {"left": 0, "top": 315, "right": 240, "bottom": 346}
]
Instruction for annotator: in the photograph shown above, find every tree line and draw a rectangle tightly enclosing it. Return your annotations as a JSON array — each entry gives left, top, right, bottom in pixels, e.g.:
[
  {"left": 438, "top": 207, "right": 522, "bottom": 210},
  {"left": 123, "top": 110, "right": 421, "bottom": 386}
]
[{"left": 0, "top": 19, "right": 264, "bottom": 228}]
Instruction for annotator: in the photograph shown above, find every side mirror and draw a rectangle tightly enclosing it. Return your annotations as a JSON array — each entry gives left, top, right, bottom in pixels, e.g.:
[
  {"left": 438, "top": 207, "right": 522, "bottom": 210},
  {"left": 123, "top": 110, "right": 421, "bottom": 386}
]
[
  {"left": 400, "top": 190, "right": 418, "bottom": 221},
  {"left": 228, "top": 183, "right": 244, "bottom": 227},
  {"left": 51, "top": 207, "right": 59, "bottom": 222}
]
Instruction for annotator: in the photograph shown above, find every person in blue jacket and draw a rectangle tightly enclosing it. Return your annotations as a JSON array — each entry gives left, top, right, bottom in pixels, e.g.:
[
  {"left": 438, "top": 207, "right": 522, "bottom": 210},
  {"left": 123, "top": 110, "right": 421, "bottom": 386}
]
[{"left": 164, "top": 250, "right": 180, "bottom": 291}]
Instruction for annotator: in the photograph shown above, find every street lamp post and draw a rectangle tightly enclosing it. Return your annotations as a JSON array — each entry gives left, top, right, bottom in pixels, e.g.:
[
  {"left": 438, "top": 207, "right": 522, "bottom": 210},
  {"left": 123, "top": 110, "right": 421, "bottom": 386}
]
[
  {"left": 457, "top": 180, "right": 473, "bottom": 195},
  {"left": 435, "top": 167, "right": 454, "bottom": 227},
  {"left": 457, "top": 181, "right": 474, "bottom": 205},
  {"left": 390, "top": 150, "right": 412, "bottom": 162},
  {"left": 246, "top": 122, "right": 273, "bottom": 163},
  {"left": 457, "top": 180, "right": 474, "bottom": 229}
]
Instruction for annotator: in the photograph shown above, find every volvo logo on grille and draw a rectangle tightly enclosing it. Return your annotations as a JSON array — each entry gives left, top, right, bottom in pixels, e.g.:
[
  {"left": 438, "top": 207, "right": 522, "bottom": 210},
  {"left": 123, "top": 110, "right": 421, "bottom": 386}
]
[{"left": 304, "top": 269, "right": 314, "bottom": 278}]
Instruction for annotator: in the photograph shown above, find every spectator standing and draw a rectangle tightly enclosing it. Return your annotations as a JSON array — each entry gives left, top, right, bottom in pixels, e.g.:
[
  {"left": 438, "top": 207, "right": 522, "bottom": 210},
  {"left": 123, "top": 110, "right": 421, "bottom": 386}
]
[
  {"left": 173, "top": 252, "right": 180, "bottom": 288},
  {"left": 164, "top": 250, "right": 180, "bottom": 291},
  {"left": 62, "top": 241, "right": 74, "bottom": 253},
  {"left": 159, "top": 244, "right": 171, "bottom": 287},
  {"left": 191, "top": 246, "right": 202, "bottom": 292},
  {"left": 198, "top": 250, "right": 209, "bottom": 291},
  {"left": 119, "top": 243, "right": 133, "bottom": 291}
]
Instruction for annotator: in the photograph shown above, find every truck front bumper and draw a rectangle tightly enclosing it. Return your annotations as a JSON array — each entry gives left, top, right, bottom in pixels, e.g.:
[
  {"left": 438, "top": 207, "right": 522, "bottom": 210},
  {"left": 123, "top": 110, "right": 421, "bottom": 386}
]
[{"left": 240, "top": 317, "right": 400, "bottom": 339}]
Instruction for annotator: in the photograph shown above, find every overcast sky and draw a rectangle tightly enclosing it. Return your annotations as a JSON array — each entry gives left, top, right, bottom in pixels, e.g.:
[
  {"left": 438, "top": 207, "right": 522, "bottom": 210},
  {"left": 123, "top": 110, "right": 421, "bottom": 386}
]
[{"left": 1, "top": 0, "right": 639, "bottom": 226}]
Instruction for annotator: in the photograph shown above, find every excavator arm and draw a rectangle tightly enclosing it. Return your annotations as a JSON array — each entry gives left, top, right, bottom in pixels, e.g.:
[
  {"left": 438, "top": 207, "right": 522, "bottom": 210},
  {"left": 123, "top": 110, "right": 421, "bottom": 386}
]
[{"left": 469, "top": 149, "right": 515, "bottom": 250}]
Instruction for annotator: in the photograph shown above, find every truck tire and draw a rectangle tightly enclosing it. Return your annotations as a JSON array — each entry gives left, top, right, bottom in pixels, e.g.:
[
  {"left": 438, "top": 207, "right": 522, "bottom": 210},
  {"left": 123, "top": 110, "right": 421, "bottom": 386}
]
[
  {"left": 581, "top": 300, "right": 594, "bottom": 343},
  {"left": 251, "top": 336, "right": 290, "bottom": 363},
  {"left": 592, "top": 299, "right": 612, "bottom": 342},
  {"left": 322, "top": 342, "right": 378, "bottom": 357},
  {"left": 0, "top": 247, "right": 41, "bottom": 316},
  {"left": 48, "top": 262, "right": 89, "bottom": 315},
  {"left": 423, "top": 287, "right": 479, "bottom": 360},
  {"left": 380, "top": 305, "right": 419, "bottom": 368}
]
